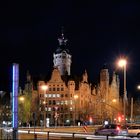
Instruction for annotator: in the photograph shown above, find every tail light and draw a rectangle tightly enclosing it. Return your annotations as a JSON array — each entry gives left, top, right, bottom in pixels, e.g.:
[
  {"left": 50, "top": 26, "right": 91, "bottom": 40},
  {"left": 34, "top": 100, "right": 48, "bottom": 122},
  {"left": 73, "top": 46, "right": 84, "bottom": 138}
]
[{"left": 116, "top": 126, "right": 120, "bottom": 131}]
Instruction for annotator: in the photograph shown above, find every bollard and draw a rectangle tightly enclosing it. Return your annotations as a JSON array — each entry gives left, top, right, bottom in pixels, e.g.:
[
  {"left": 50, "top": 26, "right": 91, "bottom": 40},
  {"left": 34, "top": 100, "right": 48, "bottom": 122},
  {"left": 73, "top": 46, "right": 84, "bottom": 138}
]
[
  {"left": 47, "top": 131, "right": 49, "bottom": 140},
  {"left": 34, "top": 134, "right": 37, "bottom": 140},
  {"left": 72, "top": 133, "right": 75, "bottom": 139},
  {"left": 106, "top": 135, "right": 109, "bottom": 140}
]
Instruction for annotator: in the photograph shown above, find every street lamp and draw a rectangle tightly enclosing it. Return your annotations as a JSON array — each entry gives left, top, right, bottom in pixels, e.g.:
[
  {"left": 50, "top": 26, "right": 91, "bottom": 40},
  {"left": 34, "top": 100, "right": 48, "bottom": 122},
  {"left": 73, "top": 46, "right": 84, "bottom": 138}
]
[
  {"left": 19, "top": 96, "right": 24, "bottom": 102},
  {"left": 118, "top": 58, "right": 127, "bottom": 124},
  {"left": 74, "top": 95, "right": 78, "bottom": 126},
  {"left": 19, "top": 96, "right": 25, "bottom": 126},
  {"left": 112, "top": 99, "right": 116, "bottom": 103},
  {"left": 137, "top": 85, "right": 140, "bottom": 90},
  {"left": 41, "top": 85, "right": 48, "bottom": 128}
]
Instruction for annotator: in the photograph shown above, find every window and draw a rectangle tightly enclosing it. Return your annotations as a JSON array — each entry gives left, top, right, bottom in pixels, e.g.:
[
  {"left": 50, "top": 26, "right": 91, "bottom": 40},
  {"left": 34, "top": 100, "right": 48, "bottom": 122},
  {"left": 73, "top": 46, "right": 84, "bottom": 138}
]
[
  {"left": 57, "top": 94, "right": 60, "bottom": 97},
  {"left": 70, "top": 100, "right": 72, "bottom": 105},
  {"left": 61, "top": 88, "right": 64, "bottom": 91},
  {"left": 61, "top": 114, "right": 63, "bottom": 118},
  {"left": 53, "top": 100, "right": 56, "bottom": 105},
  {"left": 65, "top": 107, "right": 68, "bottom": 111},
  {"left": 49, "top": 100, "right": 51, "bottom": 105},
  {"left": 65, "top": 100, "right": 68, "bottom": 105},
  {"left": 62, "top": 55, "right": 66, "bottom": 59}
]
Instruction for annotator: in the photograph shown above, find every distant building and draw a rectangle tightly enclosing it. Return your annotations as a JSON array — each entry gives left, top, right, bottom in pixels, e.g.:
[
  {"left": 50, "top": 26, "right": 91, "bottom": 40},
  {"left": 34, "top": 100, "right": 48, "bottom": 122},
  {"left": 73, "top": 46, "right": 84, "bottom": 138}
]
[{"left": 33, "top": 30, "right": 121, "bottom": 126}]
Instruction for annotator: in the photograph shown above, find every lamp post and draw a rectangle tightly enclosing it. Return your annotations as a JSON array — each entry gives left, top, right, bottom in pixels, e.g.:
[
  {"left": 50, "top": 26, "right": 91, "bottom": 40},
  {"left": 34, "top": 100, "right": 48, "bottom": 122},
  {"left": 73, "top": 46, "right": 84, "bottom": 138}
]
[
  {"left": 118, "top": 58, "right": 127, "bottom": 124},
  {"left": 74, "top": 95, "right": 78, "bottom": 126},
  {"left": 111, "top": 99, "right": 117, "bottom": 123},
  {"left": 19, "top": 96, "right": 24, "bottom": 126},
  {"left": 41, "top": 85, "right": 48, "bottom": 128}
]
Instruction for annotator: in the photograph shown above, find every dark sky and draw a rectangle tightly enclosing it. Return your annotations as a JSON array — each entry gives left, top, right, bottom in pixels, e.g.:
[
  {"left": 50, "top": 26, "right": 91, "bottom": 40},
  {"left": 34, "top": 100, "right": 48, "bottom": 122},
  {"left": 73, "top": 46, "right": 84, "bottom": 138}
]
[{"left": 0, "top": 1, "right": 140, "bottom": 97}]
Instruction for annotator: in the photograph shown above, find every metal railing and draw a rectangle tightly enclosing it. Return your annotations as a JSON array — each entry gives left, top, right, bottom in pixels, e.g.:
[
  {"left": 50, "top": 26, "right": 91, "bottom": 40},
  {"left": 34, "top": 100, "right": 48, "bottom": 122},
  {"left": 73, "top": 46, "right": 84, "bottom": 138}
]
[{"left": 1, "top": 127, "right": 140, "bottom": 139}]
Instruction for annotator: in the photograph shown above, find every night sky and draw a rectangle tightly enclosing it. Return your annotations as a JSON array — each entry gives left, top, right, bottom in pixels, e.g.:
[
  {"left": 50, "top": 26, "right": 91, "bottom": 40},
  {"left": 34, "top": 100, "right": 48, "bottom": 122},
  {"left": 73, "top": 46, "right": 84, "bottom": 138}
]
[{"left": 0, "top": 1, "right": 140, "bottom": 98}]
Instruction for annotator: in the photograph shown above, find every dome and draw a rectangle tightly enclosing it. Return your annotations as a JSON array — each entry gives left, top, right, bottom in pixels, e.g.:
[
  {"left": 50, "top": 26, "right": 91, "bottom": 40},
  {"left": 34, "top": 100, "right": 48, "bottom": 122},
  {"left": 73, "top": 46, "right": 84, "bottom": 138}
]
[{"left": 55, "top": 45, "right": 70, "bottom": 54}]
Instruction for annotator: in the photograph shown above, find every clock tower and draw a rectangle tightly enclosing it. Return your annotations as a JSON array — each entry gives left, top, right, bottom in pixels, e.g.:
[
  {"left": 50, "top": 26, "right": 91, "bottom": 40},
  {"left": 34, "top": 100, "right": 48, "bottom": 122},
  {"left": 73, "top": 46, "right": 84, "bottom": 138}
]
[{"left": 53, "top": 29, "right": 72, "bottom": 76}]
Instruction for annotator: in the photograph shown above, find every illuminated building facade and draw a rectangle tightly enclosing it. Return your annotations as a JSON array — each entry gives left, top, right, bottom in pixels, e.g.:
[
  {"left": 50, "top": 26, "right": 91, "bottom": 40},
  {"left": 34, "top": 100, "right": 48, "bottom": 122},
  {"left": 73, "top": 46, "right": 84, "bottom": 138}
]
[{"left": 36, "top": 31, "right": 121, "bottom": 126}]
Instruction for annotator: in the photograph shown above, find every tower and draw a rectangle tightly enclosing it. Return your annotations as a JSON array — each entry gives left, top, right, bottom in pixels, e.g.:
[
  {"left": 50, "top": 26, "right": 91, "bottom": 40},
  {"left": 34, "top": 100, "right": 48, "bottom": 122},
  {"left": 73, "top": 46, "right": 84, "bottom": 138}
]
[
  {"left": 100, "top": 64, "right": 109, "bottom": 102},
  {"left": 53, "top": 28, "right": 72, "bottom": 76}
]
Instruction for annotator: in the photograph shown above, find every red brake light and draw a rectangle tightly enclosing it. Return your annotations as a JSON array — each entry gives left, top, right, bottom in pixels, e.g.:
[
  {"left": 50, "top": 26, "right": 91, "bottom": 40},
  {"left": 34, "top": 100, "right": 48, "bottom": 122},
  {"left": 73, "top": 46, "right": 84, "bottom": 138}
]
[{"left": 116, "top": 126, "right": 120, "bottom": 130}]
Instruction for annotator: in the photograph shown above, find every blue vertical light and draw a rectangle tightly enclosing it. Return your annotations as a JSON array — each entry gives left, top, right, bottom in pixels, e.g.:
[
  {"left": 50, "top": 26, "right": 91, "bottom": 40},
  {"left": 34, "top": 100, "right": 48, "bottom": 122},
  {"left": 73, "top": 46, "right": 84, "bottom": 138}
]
[{"left": 12, "top": 63, "right": 19, "bottom": 129}]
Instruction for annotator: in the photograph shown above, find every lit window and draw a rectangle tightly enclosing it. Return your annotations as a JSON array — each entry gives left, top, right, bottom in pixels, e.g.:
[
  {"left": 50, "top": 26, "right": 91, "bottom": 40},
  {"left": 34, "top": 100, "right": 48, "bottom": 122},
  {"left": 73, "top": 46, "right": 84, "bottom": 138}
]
[
  {"left": 48, "top": 107, "right": 51, "bottom": 111},
  {"left": 65, "top": 100, "right": 68, "bottom": 105},
  {"left": 53, "top": 94, "right": 56, "bottom": 97},
  {"left": 70, "top": 100, "right": 73, "bottom": 105},
  {"left": 57, "top": 94, "right": 60, "bottom": 97}
]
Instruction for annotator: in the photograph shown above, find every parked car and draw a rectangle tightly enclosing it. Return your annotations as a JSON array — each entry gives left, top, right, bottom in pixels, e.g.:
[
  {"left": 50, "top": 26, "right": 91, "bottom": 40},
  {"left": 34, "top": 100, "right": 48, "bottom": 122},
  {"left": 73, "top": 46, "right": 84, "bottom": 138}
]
[
  {"left": 94, "top": 124, "right": 128, "bottom": 136},
  {"left": 127, "top": 124, "right": 140, "bottom": 136}
]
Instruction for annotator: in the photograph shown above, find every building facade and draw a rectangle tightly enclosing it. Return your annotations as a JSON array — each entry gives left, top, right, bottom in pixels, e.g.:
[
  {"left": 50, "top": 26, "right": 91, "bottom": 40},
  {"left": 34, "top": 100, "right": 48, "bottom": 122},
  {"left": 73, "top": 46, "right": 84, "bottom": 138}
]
[{"left": 35, "top": 31, "right": 122, "bottom": 126}]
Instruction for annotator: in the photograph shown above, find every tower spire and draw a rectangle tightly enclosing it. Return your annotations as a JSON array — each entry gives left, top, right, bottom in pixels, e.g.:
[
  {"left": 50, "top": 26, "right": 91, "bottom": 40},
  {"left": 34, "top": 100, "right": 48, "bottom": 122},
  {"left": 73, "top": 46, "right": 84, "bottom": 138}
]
[{"left": 58, "top": 27, "right": 68, "bottom": 46}]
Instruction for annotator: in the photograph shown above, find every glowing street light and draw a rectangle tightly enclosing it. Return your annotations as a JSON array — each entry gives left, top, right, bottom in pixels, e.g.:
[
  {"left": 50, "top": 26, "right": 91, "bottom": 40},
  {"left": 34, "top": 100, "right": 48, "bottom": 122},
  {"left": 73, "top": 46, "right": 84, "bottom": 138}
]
[
  {"left": 19, "top": 96, "right": 24, "bottom": 102},
  {"left": 41, "top": 84, "right": 48, "bottom": 128},
  {"left": 137, "top": 85, "right": 140, "bottom": 90},
  {"left": 41, "top": 85, "right": 48, "bottom": 91},
  {"left": 112, "top": 99, "right": 117, "bottom": 103},
  {"left": 118, "top": 58, "right": 127, "bottom": 124},
  {"left": 19, "top": 96, "right": 25, "bottom": 125}
]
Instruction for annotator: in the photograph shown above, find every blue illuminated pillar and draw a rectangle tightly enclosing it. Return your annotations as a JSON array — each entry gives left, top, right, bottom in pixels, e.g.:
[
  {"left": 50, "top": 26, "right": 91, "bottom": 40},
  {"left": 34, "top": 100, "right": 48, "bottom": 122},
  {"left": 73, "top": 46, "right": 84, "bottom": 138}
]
[{"left": 12, "top": 63, "right": 19, "bottom": 139}]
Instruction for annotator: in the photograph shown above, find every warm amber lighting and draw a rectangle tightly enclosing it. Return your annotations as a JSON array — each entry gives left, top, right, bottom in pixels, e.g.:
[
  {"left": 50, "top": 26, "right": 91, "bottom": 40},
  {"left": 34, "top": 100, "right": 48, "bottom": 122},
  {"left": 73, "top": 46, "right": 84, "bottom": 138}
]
[
  {"left": 112, "top": 99, "right": 116, "bottom": 103},
  {"left": 74, "top": 95, "right": 78, "bottom": 99},
  {"left": 43, "top": 101, "right": 46, "bottom": 104},
  {"left": 19, "top": 96, "right": 24, "bottom": 102},
  {"left": 41, "top": 85, "right": 48, "bottom": 91},
  {"left": 137, "top": 85, "right": 140, "bottom": 90},
  {"left": 118, "top": 59, "right": 127, "bottom": 68}
]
